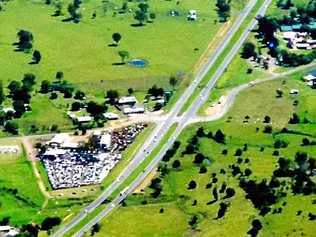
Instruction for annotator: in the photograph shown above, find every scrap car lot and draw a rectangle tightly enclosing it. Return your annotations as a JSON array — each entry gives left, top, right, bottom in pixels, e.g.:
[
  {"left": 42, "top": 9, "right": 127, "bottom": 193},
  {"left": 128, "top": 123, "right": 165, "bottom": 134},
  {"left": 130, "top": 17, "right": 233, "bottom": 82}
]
[{"left": 37, "top": 124, "right": 147, "bottom": 190}]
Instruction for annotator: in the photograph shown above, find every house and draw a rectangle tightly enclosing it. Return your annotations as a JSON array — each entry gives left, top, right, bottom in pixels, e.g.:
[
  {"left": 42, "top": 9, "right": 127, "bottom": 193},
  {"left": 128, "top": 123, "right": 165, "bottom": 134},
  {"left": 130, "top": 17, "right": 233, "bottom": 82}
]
[
  {"left": 103, "top": 112, "right": 119, "bottom": 120},
  {"left": 296, "top": 43, "right": 311, "bottom": 49},
  {"left": 187, "top": 10, "right": 197, "bottom": 21},
  {"left": 117, "top": 96, "right": 137, "bottom": 106}
]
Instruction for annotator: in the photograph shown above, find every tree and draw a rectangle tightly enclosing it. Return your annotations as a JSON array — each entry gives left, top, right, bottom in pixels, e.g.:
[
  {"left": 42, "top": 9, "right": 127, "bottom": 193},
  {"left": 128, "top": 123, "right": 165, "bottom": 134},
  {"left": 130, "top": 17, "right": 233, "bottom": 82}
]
[
  {"left": 169, "top": 76, "right": 178, "bottom": 88},
  {"left": 0, "top": 80, "right": 5, "bottom": 105},
  {"left": 56, "top": 71, "right": 64, "bottom": 81},
  {"left": 32, "top": 50, "right": 42, "bottom": 64},
  {"left": 71, "top": 101, "right": 81, "bottom": 111},
  {"left": 134, "top": 3, "right": 149, "bottom": 26},
  {"left": 127, "top": 88, "right": 134, "bottom": 95},
  {"left": 118, "top": 51, "right": 129, "bottom": 64},
  {"left": 41, "top": 217, "right": 61, "bottom": 231},
  {"left": 40, "top": 80, "right": 51, "bottom": 94},
  {"left": 263, "top": 115, "right": 271, "bottom": 123},
  {"left": 214, "top": 129, "right": 225, "bottom": 144},
  {"left": 276, "top": 89, "right": 283, "bottom": 98},
  {"left": 241, "top": 42, "right": 257, "bottom": 59},
  {"left": 112, "top": 33, "right": 122, "bottom": 46},
  {"left": 87, "top": 101, "right": 107, "bottom": 116},
  {"left": 106, "top": 90, "right": 119, "bottom": 104},
  {"left": 172, "top": 160, "right": 181, "bottom": 169},
  {"left": 216, "top": 0, "right": 231, "bottom": 22},
  {"left": 91, "top": 223, "right": 101, "bottom": 236},
  {"left": 188, "top": 180, "right": 197, "bottom": 189},
  {"left": 4, "top": 120, "right": 19, "bottom": 134},
  {"left": 68, "top": 2, "right": 81, "bottom": 22},
  {"left": 54, "top": 1, "right": 63, "bottom": 16},
  {"left": 74, "top": 90, "right": 85, "bottom": 100},
  {"left": 149, "top": 13, "right": 156, "bottom": 22},
  {"left": 17, "top": 30, "right": 33, "bottom": 51},
  {"left": 289, "top": 113, "right": 300, "bottom": 124},
  {"left": 13, "top": 100, "right": 26, "bottom": 118}
]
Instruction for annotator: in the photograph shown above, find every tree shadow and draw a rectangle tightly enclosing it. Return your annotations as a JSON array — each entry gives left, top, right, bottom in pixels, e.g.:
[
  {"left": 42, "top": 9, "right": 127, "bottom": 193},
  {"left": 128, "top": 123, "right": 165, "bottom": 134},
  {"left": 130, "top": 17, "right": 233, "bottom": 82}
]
[
  {"left": 62, "top": 17, "right": 73, "bottom": 22},
  {"left": 108, "top": 43, "right": 117, "bottom": 47},
  {"left": 130, "top": 23, "right": 145, "bottom": 27},
  {"left": 206, "top": 200, "right": 217, "bottom": 205},
  {"left": 112, "top": 62, "right": 126, "bottom": 66},
  {"left": 29, "top": 61, "right": 38, "bottom": 65}
]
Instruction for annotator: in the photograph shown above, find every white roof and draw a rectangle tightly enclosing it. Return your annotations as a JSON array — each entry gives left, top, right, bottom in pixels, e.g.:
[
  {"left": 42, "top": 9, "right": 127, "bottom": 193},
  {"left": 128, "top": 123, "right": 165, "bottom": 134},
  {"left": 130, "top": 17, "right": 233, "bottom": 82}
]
[
  {"left": 77, "top": 116, "right": 93, "bottom": 123},
  {"left": 189, "top": 9, "right": 197, "bottom": 14},
  {"left": 44, "top": 149, "right": 67, "bottom": 156},
  {"left": 49, "top": 134, "right": 70, "bottom": 145},
  {"left": 304, "top": 74, "right": 316, "bottom": 81},
  {"left": 2, "top": 107, "right": 15, "bottom": 113},
  {"left": 123, "top": 106, "right": 145, "bottom": 114},
  {"left": 103, "top": 112, "right": 119, "bottom": 119},
  {"left": 118, "top": 96, "right": 137, "bottom": 104},
  {"left": 296, "top": 43, "right": 310, "bottom": 48},
  {"left": 283, "top": 31, "right": 296, "bottom": 39},
  {"left": 100, "top": 134, "right": 111, "bottom": 147},
  {"left": 0, "top": 226, "right": 12, "bottom": 231}
]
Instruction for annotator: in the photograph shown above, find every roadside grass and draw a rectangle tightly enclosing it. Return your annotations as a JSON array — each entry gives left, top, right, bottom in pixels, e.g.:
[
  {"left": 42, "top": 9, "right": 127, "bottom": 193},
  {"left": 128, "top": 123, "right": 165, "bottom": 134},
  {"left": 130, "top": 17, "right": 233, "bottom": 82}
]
[
  {"left": 178, "top": 0, "right": 266, "bottom": 115},
  {"left": 93, "top": 75, "right": 316, "bottom": 236}
]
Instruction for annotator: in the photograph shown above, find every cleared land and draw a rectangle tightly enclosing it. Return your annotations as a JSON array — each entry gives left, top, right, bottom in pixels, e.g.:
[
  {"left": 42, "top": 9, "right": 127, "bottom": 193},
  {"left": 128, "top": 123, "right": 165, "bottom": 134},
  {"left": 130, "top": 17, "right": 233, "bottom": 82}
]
[{"left": 90, "top": 75, "right": 316, "bottom": 237}]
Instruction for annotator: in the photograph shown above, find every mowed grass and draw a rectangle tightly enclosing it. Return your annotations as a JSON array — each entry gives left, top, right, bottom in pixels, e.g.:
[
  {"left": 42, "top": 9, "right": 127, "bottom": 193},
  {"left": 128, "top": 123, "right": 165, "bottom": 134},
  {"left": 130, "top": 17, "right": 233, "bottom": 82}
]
[
  {"left": 0, "top": 141, "right": 45, "bottom": 225},
  {"left": 94, "top": 75, "right": 316, "bottom": 236},
  {"left": 0, "top": 0, "right": 244, "bottom": 95}
]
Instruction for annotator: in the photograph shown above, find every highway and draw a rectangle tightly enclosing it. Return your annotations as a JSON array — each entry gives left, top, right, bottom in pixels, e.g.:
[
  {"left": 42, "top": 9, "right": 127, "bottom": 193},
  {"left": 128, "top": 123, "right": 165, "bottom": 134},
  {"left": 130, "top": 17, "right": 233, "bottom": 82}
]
[{"left": 52, "top": 0, "right": 271, "bottom": 236}]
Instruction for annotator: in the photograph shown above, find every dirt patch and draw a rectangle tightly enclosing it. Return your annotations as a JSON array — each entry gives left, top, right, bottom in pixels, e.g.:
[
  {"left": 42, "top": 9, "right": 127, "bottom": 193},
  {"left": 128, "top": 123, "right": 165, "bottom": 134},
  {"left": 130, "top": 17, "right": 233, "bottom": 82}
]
[{"left": 205, "top": 95, "right": 227, "bottom": 116}]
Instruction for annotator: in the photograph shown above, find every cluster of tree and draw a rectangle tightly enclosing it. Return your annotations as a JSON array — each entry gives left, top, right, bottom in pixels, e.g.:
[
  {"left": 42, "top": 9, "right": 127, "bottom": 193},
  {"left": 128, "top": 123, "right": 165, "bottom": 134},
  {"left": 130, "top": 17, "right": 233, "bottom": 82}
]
[
  {"left": 276, "top": 49, "right": 316, "bottom": 67},
  {"left": 149, "top": 177, "right": 163, "bottom": 198},
  {"left": 147, "top": 85, "right": 164, "bottom": 98},
  {"left": 40, "top": 72, "right": 76, "bottom": 98},
  {"left": 277, "top": 0, "right": 293, "bottom": 10},
  {"left": 68, "top": 0, "right": 82, "bottom": 22},
  {"left": 134, "top": 2, "right": 156, "bottom": 26},
  {"left": 16, "top": 30, "right": 33, "bottom": 51},
  {"left": 247, "top": 219, "right": 263, "bottom": 237},
  {"left": 216, "top": 0, "right": 231, "bottom": 22},
  {"left": 162, "top": 141, "right": 181, "bottom": 162},
  {"left": 273, "top": 152, "right": 316, "bottom": 195},
  {"left": 239, "top": 178, "right": 279, "bottom": 215}
]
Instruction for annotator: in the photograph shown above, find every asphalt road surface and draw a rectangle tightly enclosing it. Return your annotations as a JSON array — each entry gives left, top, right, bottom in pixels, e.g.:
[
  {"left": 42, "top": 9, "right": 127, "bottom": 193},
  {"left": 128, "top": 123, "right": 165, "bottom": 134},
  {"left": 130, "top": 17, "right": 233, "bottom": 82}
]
[{"left": 52, "top": 0, "right": 272, "bottom": 236}]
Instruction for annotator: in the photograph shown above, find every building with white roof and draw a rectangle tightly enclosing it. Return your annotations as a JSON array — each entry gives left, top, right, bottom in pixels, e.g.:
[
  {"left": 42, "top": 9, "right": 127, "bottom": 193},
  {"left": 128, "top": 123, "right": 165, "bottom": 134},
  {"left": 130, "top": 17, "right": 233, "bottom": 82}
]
[
  {"left": 118, "top": 96, "right": 137, "bottom": 105},
  {"left": 103, "top": 112, "right": 119, "bottom": 120}
]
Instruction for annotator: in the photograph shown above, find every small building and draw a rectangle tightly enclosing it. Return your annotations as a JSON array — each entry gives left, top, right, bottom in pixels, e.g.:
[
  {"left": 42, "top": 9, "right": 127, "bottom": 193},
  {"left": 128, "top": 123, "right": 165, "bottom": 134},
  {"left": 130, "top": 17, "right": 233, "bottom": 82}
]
[
  {"left": 187, "top": 10, "right": 197, "bottom": 21},
  {"left": 103, "top": 112, "right": 119, "bottom": 120},
  {"left": 123, "top": 105, "right": 145, "bottom": 114},
  {"left": 303, "top": 70, "right": 316, "bottom": 87},
  {"left": 117, "top": 96, "right": 137, "bottom": 106},
  {"left": 47, "top": 134, "right": 71, "bottom": 147},
  {"left": 76, "top": 116, "right": 93, "bottom": 123}
]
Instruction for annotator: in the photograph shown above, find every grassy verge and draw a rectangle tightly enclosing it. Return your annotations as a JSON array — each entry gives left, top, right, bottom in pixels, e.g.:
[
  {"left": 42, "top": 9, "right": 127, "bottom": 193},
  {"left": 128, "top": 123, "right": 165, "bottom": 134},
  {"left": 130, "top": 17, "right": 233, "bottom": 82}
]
[{"left": 178, "top": 0, "right": 266, "bottom": 115}]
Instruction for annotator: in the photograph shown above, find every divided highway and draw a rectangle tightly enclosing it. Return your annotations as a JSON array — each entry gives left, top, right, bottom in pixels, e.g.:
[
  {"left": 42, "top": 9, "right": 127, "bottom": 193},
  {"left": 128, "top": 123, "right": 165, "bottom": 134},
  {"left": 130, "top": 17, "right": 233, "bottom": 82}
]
[{"left": 52, "top": 0, "right": 272, "bottom": 236}]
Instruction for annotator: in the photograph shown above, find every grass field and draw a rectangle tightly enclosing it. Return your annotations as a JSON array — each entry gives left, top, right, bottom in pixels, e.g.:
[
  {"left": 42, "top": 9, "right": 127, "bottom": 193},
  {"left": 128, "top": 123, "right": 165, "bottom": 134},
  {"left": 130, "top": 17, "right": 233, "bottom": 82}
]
[
  {"left": 0, "top": 0, "right": 248, "bottom": 134},
  {"left": 0, "top": 140, "right": 45, "bottom": 225},
  {"left": 91, "top": 74, "right": 316, "bottom": 237}
]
